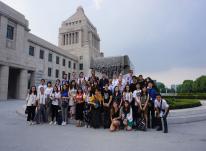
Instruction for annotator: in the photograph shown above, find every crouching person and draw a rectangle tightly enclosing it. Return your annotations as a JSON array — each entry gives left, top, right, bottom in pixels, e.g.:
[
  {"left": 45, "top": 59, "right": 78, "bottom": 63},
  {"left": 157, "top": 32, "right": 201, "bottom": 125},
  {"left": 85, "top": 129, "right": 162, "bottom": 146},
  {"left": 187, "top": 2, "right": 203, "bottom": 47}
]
[
  {"left": 155, "top": 93, "right": 169, "bottom": 133},
  {"left": 36, "top": 87, "right": 47, "bottom": 124},
  {"left": 121, "top": 100, "right": 133, "bottom": 131}
]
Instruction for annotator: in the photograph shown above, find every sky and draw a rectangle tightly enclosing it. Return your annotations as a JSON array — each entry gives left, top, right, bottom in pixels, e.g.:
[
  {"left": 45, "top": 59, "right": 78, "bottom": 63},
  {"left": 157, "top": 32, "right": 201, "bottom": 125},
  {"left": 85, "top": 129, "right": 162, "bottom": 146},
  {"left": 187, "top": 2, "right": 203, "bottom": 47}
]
[{"left": 1, "top": 0, "right": 206, "bottom": 87}]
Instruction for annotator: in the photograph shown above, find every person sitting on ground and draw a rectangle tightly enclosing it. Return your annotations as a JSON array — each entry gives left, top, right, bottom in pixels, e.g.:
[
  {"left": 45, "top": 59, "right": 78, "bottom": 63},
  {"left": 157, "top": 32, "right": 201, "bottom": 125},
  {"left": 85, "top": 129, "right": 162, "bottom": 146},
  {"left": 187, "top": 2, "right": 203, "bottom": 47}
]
[
  {"left": 121, "top": 100, "right": 133, "bottom": 131},
  {"left": 110, "top": 101, "right": 121, "bottom": 132}
]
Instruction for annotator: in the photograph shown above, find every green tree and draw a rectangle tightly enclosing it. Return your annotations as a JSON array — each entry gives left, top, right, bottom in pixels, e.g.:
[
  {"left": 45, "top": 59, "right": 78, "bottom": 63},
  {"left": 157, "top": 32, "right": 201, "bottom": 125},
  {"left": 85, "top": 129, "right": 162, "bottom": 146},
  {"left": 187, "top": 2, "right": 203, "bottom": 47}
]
[
  {"left": 156, "top": 82, "right": 166, "bottom": 93},
  {"left": 193, "top": 76, "right": 206, "bottom": 92},
  {"left": 181, "top": 80, "right": 193, "bottom": 93}
]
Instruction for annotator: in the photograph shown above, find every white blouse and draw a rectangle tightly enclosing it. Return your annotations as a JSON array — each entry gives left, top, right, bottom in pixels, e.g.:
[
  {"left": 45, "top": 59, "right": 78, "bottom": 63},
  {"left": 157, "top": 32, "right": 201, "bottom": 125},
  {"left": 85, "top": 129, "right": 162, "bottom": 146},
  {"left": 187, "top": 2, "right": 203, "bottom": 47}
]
[{"left": 26, "top": 93, "right": 37, "bottom": 106}]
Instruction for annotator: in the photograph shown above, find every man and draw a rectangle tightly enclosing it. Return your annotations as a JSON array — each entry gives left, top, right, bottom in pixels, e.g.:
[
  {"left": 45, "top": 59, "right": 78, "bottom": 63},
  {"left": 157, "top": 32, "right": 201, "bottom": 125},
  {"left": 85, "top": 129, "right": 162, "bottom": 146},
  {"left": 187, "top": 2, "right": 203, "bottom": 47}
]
[
  {"left": 147, "top": 81, "right": 157, "bottom": 128},
  {"left": 88, "top": 69, "right": 99, "bottom": 84},
  {"left": 62, "top": 74, "right": 69, "bottom": 86},
  {"left": 99, "top": 72, "right": 109, "bottom": 92},
  {"left": 37, "top": 79, "right": 47, "bottom": 95},
  {"left": 155, "top": 93, "right": 169, "bottom": 133},
  {"left": 102, "top": 83, "right": 113, "bottom": 128},
  {"left": 124, "top": 70, "right": 133, "bottom": 85}
]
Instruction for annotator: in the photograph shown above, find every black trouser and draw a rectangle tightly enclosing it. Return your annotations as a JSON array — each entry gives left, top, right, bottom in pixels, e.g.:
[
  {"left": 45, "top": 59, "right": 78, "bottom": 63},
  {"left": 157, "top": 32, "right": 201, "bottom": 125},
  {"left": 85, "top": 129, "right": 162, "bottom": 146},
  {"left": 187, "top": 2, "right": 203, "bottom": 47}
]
[
  {"left": 156, "top": 111, "right": 169, "bottom": 133},
  {"left": 51, "top": 105, "right": 59, "bottom": 122},
  {"left": 27, "top": 106, "right": 36, "bottom": 121},
  {"left": 147, "top": 101, "right": 155, "bottom": 128},
  {"left": 103, "top": 107, "right": 111, "bottom": 128}
]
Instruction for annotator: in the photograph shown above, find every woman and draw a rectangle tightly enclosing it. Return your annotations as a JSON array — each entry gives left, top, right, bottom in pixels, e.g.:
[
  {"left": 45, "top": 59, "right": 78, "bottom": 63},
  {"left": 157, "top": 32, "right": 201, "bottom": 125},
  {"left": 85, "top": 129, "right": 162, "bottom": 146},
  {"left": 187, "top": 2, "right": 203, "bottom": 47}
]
[
  {"left": 45, "top": 81, "right": 53, "bottom": 122},
  {"left": 26, "top": 86, "right": 37, "bottom": 125},
  {"left": 89, "top": 88, "right": 103, "bottom": 128},
  {"left": 121, "top": 100, "right": 133, "bottom": 131},
  {"left": 110, "top": 101, "right": 121, "bottom": 132},
  {"left": 112, "top": 86, "right": 122, "bottom": 107},
  {"left": 122, "top": 85, "right": 133, "bottom": 104},
  {"left": 139, "top": 86, "right": 149, "bottom": 129},
  {"left": 49, "top": 86, "right": 61, "bottom": 125},
  {"left": 69, "top": 80, "right": 77, "bottom": 119},
  {"left": 75, "top": 87, "right": 85, "bottom": 127},
  {"left": 61, "top": 84, "right": 69, "bottom": 126}
]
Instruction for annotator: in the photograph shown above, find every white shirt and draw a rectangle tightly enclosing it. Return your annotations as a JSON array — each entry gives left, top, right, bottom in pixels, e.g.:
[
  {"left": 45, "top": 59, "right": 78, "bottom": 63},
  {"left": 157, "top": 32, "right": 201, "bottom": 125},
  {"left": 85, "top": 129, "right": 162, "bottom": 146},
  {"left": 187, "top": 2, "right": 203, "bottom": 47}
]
[
  {"left": 37, "top": 93, "right": 46, "bottom": 105},
  {"left": 26, "top": 93, "right": 37, "bottom": 106},
  {"left": 133, "top": 89, "right": 141, "bottom": 98},
  {"left": 45, "top": 87, "right": 53, "bottom": 98},
  {"left": 37, "top": 84, "right": 47, "bottom": 95},
  {"left": 50, "top": 92, "right": 61, "bottom": 106},
  {"left": 123, "top": 92, "right": 133, "bottom": 103},
  {"left": 155, "top": 99, "right": 169, "bottom": 110}
]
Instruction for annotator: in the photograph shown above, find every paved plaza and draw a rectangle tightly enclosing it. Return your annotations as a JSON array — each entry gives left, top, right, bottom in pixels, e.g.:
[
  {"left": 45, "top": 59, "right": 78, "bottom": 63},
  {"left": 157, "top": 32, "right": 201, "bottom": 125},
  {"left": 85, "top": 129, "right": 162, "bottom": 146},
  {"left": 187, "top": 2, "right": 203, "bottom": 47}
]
[{"left": 0, "top": 100, "right": 206, "bottom": 151}]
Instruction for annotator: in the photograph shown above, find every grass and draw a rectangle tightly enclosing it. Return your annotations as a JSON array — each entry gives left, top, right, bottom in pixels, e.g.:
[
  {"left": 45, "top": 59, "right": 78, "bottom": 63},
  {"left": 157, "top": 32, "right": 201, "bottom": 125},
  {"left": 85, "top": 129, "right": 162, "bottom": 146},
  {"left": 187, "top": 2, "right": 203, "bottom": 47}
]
[{"left": 166, "top": 98, "right": 202, "bottom": 110}]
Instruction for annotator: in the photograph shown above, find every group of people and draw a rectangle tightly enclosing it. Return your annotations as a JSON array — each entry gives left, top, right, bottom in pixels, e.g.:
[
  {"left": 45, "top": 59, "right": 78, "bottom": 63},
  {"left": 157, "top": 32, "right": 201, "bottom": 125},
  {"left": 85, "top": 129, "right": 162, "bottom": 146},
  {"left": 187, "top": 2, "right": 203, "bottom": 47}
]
[{"left": 25, "top": 69, "right": 169, "bottom": 133}]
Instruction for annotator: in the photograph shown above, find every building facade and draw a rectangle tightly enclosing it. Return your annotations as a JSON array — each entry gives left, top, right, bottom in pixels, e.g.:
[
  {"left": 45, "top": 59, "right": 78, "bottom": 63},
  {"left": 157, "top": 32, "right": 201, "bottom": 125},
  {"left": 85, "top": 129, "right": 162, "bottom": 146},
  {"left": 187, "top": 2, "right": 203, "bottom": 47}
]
[
  {"left": 0, "top": 2, "right": 78, "bottom": 100},
  {"left": 0, "top": 2, "right": 131, "bottom": 101}
]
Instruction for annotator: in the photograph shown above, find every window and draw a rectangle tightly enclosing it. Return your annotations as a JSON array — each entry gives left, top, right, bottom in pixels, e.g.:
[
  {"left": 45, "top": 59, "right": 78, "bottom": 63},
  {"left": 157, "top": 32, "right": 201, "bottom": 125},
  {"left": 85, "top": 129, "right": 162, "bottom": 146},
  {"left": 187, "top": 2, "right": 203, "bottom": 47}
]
[
  {"left": 62, "top": 58, "right": 65, "bottom": 66},
  {"left": 48, "top": 53, "right": 52, "bottom": 62},
  {"left": 48, "top": 68, "right": 52, "bottom": 77},
  {"left": 39, "top": 49, "right": 44, "bottom": 59},
  {"left": 68, "top": 72, "right": 71, "bottom": 80},
  {"left": 79, "top": 64, "right": 83, "bottom": 70},
  {"left": 29, "top": 46, "right": 35, "bottom": 56},
  {"left": 68, "top": 61, "right": 71, "bottom": 68},
  {"left": 73, "top": 63, "right": 76, "bottom": 70},
  {"left": 62, "top": 71, "right": 65, "bottom": 79},
  {"left": 80, "top": 56, "right": 83, "bottom": 60},
  {"left": 7, "top": 25, "right": 14, "bottom": 40},
  {"left": 56, "top": 56, "right": 59, "bottom": 64},
  {"left": 55, "top": 69, "right": 59, "bottom": 78}
]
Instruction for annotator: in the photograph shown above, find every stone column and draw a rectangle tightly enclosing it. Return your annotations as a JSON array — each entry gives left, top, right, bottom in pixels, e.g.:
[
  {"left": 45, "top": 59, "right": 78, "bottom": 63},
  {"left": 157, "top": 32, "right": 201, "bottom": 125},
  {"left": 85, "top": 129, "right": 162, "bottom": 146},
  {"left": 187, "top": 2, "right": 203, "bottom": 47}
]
[
  {"left": 18, "top": 69, "right": 28, "bottom": 100},
  {"left": 0, "top": 65, "right": 9, "bottom": 101}
]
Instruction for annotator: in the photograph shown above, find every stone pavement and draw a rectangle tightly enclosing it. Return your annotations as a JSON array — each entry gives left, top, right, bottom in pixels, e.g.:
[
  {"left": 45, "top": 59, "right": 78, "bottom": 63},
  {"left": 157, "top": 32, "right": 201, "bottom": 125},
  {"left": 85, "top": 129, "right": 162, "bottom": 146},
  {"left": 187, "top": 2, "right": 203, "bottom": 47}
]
[{"left": 0, "top": 100, "right": 206, "bottom": 151}]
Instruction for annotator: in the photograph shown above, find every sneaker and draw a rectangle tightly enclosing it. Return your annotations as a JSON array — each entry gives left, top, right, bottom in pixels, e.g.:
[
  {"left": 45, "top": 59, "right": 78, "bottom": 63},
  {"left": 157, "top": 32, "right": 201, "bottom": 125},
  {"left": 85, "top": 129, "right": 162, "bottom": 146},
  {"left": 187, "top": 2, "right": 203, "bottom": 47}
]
[
  {"left": 49, "top": 121, "right": 53, "bottom": 125},
  {"left": 156, "top": 127, "right": 162, "bottom": 131},
  {"left": 62, "top": 121, "right": 66, "bottom": 126},
  {"left": 54, "top": 121, "right": 57, "bottom": 125}
]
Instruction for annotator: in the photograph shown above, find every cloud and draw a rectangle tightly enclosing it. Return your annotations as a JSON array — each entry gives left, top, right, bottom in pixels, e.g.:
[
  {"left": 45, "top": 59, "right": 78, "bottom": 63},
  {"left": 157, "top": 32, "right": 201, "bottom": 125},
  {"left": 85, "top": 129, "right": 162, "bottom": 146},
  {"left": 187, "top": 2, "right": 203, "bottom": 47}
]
[{"left": 93, "top": 0, "right": 104, "bottom": 10}]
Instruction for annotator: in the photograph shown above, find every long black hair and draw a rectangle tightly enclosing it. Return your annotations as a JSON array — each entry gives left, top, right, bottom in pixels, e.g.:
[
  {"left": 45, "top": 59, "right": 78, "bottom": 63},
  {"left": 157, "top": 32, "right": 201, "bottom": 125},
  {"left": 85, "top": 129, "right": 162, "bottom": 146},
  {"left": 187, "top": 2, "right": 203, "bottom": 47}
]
[{"left": 29, "top": 86, "right": 37, "bottom": 95}]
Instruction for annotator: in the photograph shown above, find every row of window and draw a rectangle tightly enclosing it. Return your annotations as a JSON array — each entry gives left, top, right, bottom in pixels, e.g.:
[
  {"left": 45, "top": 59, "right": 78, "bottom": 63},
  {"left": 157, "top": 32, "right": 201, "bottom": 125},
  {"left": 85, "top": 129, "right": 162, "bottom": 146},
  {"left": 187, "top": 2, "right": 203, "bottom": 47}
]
[
  {"left": 29, "top": 46, "right": 78, "bottom": 69},
  {"left": 65, "top": 20, "right": 81, "bottom": 26},
  {"left": 48, "top": 68, "right": 71, "bottom": 79}
]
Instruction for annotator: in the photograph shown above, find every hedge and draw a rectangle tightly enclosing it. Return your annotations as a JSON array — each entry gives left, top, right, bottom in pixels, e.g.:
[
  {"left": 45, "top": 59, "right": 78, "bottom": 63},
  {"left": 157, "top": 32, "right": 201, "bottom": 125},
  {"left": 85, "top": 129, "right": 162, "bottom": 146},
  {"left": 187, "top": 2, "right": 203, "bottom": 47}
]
[{"left": 166, "top": 98, "right": 201, "bottom": 110}]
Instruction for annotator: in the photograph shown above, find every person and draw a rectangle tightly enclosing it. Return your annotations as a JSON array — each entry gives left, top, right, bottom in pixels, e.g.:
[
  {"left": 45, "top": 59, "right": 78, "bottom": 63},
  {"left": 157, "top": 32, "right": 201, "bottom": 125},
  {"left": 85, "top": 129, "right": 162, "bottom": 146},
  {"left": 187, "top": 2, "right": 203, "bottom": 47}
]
[
  {"left": 89, "top": 88, "right": 103, "bottom": 128},
  {"left": 147, "top": 81, "right": 157, "bottom": 128},
  {"left": 129, "top": 76, "right": 138, "bottom": 93},
  {"left": 138, "top": 86, "right": 149, "bottom": 129},
  {"left": 26, "top": 86, "right": 37, "bottom": 125},
  {"left": 121, "top": 100, "right": 133, "bottom": 131},
  {"left": 62, "top": 74, "right": 69, "bottom": 85},
  {"left": 112, "top": 86, "right": 123, "bottom": 107},
  {"left": 37, "top": 79, "right": 47, "bottom": 95},
  {"left": 36, "top": 87, "right": 47, "bottom": 124},
  {"left": 155, "top": 94, "right": 169, "bottom": 133},
  {"left": 99, "top": 72, "right": 109, "bottom": 92},
  {"left": 45, "top": 81, "right": 53, "bottom": 122},
  {"left": 110, "top": 101, "right": 121, "bottom": 132},
  {"left": 124, "top": 69, "right": 133, "bottom": 85},
  {"left": 132, "top": 83, "right": 142, "bottom": 126},
  {"left": 69, "top": 80, "right": 77, "bottom": 119},
  {"left": 122, "top": 85, "right": 133, "bottom": 104},
  {"left": 49, "top": 86, "right": 61, "bottom": 125},
  {"left": 88, "top": 69, "right": 99, "bottom": 84},
  {"left": 55, "top": 79, "right": 61, "bottom": 92},
  {"left": 75, "top": 87, "right": 85, "bottom": 127},
  {"left": 102, "top": 83, "right": 113, "bottom": 128},
  {"left": 77, "top": 72, "right": 85, "bottom": 87},
  {"left": 61, "top": 84, "right": 70, "bottom": 126},
  {"left": 117, "top": 74, "right": 126, "bottom": 93}
]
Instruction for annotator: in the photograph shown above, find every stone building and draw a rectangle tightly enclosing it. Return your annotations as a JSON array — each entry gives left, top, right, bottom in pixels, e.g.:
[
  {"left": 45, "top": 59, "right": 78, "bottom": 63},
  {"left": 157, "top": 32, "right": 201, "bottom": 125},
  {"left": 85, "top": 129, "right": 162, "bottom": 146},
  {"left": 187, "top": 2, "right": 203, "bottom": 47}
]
[
  {"left": 0, "top": 2, "right": 132, "bottom": 101},
  {"left": 0, "top": 2, "right": 78, "bottom": 100}
]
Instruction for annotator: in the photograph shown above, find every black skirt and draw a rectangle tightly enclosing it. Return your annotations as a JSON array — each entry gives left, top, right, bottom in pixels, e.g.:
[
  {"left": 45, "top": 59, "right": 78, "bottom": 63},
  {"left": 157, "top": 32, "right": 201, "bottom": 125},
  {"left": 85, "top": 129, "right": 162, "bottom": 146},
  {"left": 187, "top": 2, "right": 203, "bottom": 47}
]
[{"left": 75, "top": 103, "right": 84, "bottom": 121}]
